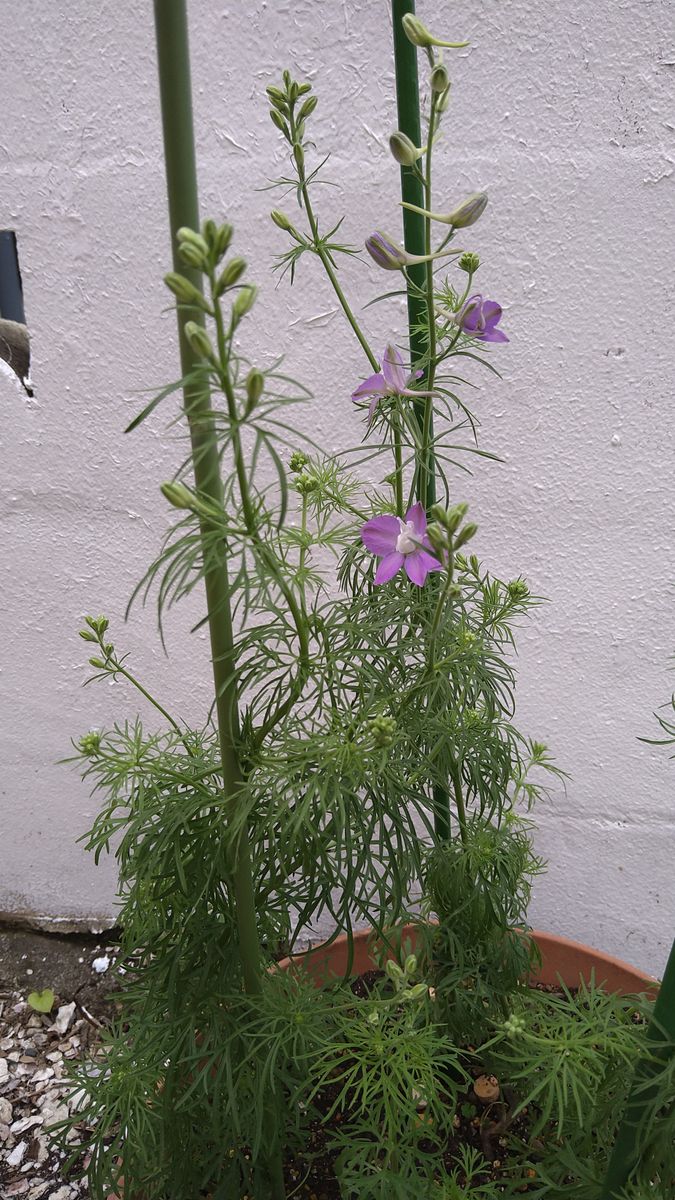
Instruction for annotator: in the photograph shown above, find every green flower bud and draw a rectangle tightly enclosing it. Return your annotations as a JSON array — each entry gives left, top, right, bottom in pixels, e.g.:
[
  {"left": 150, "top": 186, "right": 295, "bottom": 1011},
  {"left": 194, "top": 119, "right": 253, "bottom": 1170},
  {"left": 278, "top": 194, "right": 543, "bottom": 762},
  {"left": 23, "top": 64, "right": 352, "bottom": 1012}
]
[
  {"left": 447, "top": 583, "right": 462, "bottom": 601},
  {"left": 270, "top": 209, "right": 293, "bottom": 231},
  {"left": 425, "top": 522, "right": 447, "bottom": 555},
  {"left": 79, "top": 629, "right": 98, "bottom": 643},
  {"left": 269, "top": 108, "right": 289, "bottom": 139},
  {"left": 447, "top": 191, "right": 488, "bottom": 229},
  {"left": 232, "top": 284, "right": 258, "bottom": 322},
  {"left": 454, "top": 521, "right": 478, "bottom": 548},
  {"left": 289, "top": 450, "right": 309, "bottom": 473},
  {"left": 178, "top": 242, "right": 206, "bottom": 270},
  {"left": 215, "top": 223, "right": 234, "bottom": 259},
  {"left": 297, "top": 95, "right": 317, "bottom": 122},
  {"left": 401, "top": 982, "right": 428, "bottom": 1002},
  {"left": 161, "top": 481, "right": 196, "bottom": 510},
  {"left": 184, "top": 321, "right": 216, "bottom": 362},
  {"left": 266, "top": 85, "right": 287, "bottom": 106},
  {"left": 88, "top": 657, "right": 107, "bottom": 670},
  {"left": 293, "top": 142, "right": 305, "bottom": 172},
  {"left": 389, "top": 131, "right": 423, "bottom": 167},
  {"left": 164, "top": 273, "right": 211, "bottom": 312},
  {"left": 436, "top": 84, "right": 452, "bottom": 114},
  {"left": 201, "top": 218, "right": 218, "bottom": 249},
  {"left": 401, "top": 13, "right": 469, "bottom": 49},
  {"left": 78, "top": 730, "right": 101, "bottom": 756},
  {"left": 429, "top": 502, "right": 469, "bottom": 534},
  {"left": 459, "top": 251, "right": 480, "bottom": 274},
  {"left": 215, "top": 256, "right": 247, "bottom": 296},
  {"left": 296, "top": 82, "right": 312, "bottom": 96},
  {"left": 177, "top": 226, "right": 209, "bottom": 256},
  {"left": 245, "top": 368, "right": 264, "bottom": 411},
  {"left": 430, "top": 62, "right": 450, "bottom": 93},
  {"left": 385, "top": 959, "right": 404, "bottom": 983},
  {"left": 369, "top": 714, "right": 397, "bottom": 748},
  {"left": 404, "top": 954, "right": 417, "bottom": 977}
]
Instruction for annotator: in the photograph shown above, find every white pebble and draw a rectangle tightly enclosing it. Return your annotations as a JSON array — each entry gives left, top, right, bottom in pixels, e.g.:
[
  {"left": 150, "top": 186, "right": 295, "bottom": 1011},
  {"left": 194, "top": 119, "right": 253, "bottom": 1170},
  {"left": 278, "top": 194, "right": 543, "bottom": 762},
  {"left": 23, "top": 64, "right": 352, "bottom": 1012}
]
[
  {"left": 91, "top": 955, "right": 110, "bottom": 974},
  {"left": 7, "top": 1138, "right": 28, "bottom": 1166},
  {"left": 0, "top": 1097, "right": 13, "bottom": 1122},
  {"left": 53, "top": 1003, "right": 76, "bottom": 1035}
]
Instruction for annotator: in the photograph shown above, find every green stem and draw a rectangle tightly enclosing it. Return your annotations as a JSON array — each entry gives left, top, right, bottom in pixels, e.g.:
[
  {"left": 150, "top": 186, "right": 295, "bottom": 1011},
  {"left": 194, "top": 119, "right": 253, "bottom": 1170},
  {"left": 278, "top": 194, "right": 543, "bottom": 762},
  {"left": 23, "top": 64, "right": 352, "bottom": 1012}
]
[
  {"left": 420, "top": 92, "right": 439, "bottom": 511},
  {"left": 600, "top": 938, "right": 673, "bottom": 1198},
  {"left": 110, "top": 658, "right": 193, "bottom": 754},
  {"left": 153, "top": 0, "right": 261, "bottom": 996}
]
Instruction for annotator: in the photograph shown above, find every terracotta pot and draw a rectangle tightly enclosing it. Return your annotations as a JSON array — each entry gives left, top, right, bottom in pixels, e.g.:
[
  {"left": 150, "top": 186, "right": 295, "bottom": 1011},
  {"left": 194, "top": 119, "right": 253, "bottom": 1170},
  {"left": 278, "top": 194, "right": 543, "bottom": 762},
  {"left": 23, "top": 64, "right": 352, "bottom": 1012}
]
[{"left": 277, "top": 925, "right": 658, "bottom": 995}]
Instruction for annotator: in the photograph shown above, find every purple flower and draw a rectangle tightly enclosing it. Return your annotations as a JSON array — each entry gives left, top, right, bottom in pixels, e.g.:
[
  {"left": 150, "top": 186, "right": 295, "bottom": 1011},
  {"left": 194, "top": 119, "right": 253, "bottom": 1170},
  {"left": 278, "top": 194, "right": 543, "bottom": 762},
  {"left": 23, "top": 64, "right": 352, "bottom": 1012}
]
[
  {"left": 352, "top": 343, "right": 429, "bottom": 420},
  {"left": 457, "top": 294, "right": 509, "bottom": 343},
  {"left": 361, "top": 502, "right": 443, "bottom": 587}
]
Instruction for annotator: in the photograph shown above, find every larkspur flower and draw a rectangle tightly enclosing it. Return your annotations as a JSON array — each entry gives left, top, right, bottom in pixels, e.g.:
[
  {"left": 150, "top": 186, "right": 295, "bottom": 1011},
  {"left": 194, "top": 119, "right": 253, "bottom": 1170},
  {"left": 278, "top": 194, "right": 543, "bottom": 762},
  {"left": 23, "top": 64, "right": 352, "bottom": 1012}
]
[
  {"left": 365, "top": 230, "right": 458, "bottom": 272},
  {"left": 352, "top": 342, "right": 429, "bottom": 420},
  {"left": 361, "top": 502, "right": 442, "bottom": 586},
  {"left": 456, "top": 294, "right": 509, "bottom": 343}
]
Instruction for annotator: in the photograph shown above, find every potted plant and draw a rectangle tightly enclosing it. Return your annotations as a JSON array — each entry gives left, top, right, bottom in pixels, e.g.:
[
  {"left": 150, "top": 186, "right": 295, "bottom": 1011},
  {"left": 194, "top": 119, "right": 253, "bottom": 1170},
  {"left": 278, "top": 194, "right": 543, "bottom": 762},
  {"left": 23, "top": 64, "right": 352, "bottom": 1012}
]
[{"left": 61, "top": 3, "right": 674, "bottom": 1198}]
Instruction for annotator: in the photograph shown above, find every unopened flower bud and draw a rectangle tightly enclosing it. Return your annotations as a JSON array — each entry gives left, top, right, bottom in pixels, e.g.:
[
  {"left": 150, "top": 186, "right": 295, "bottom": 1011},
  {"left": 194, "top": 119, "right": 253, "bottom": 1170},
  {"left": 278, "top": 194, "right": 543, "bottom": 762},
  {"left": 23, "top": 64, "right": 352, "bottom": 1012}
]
[
  {"left": 215, "top": 256, "right": 247, "bottom": 295},
  {"left": 79, "top": 629, "right": 98, "bottom": 643},
  {"left": 389, "top": 131, "right": 423, "bottom": 167},
  {"left": 365, "top": 231, "right": 408, "bottom": 270},
  {"left": 269, "top": 108, "right": 289, "bottom": 139},
  {"left": 293, "top": 142, "right": 305, "bottom": 172},
  {"left": 404, "top": 954, "right": 417, "bottom": 976},
  {"left": 78, "top": 731, "right": 101, "bottom": 757},
  {"left": 430, "top": 62, "right": 450, "bottom": 93},
  {"left": 214, "top": 223, "right": 234, "bottom": 259},
  {"left": 177, "top": 227, "right": 209, "bottom": 256},
  {"left": 266, "top": 85, "right": 287, "bottom": 106},
  {"left": 161, "top": 481, "right": 196, "bottom": 510},
  {"left": 184, "top": 321, "right": 216, "bottom": 362},
  {"left": 298, "top": 95, "right": 317, "bottom": 122},
  {"left": 401, "top": 13, "right": 469, "bottom": 49},
  {"left": 88, "top": 657, "right": 106, "bottom": 670},
  {"left": 201, "top": 219, "right": 218, "bottom": 249},
  {"left": 459, "top": 251, "right": 480, "bottom": 274},
  {"left": 164, "top": 272, "right": 211, "bottom": 312},
  {"left": 245, "top": 368, "right": 264, "bottom": 411},
  {"left": 296, "top": 81, "right": 312, "bottom": 96},
  {"left": 85, "top": 614, "right": 109, "bottom": 636},
  {"left": 232, "top": 284, "right": 257, "bottom": 322},
  {"left": 503, "top": 1012, "right": 527, "bottom": 1038},
  {"left": 425, "top": 523, "right": 447, "bottom": 555},
  {"left": 454, "top": 521, "right": 478, "bottom": 548},
  {"left": 447, "top": 191, "right": 488, "bottom": 229},
  {"left": 385, "top": 959, "right": 404, "bottom": 983},
  {"left": 436, "top": 84, "right": 452, "bottom": 113},
  {"left": 289, "top": 450, "right": 309, "bottom": 473},
  {"left": 270, "top": 209, "right": 293, "bottom": 231},
  {"left": 178, "top": 242, "right": 206, "bottom": 269}
]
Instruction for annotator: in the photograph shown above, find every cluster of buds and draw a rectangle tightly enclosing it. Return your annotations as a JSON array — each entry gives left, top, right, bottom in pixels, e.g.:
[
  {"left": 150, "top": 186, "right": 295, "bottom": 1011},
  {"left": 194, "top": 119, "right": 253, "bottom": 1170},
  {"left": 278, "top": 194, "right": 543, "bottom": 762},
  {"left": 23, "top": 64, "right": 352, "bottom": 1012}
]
[
  {"left": 175, "top": 221, "right": 233, "bottom": 274},
  {"left": 385, "top": 954, "right": 429, "bottom": 1003},
  {"left": 369, "top": 714, "right": 397, "bottom": 749},
  {"left": 426, "top": 502, "right": 478, "bottom": 560},
  {"left": 507, "top": 578, "right": 530, "bottom": 603},
  {"left": 78, "top": 730, "right": 102, "bottom": 757},
  {"left": 459, "top": 251, "right": 480, "bottom": 275},
  {"left": 267, "top": 70, "right": 317, "bottom": 153},
  {"left": 289, "top": 449, "right": 310, "bottom": 473},
  {"left": 294, "top": 471, "right": 318, "bottom": 497},
  {"left": 79, "top": 615, "right": 115, "bottom": 671},
  {"left": 503, "top": 1012, "right": 527, "bottom": 1039},
  {"left": 165, "top": 222, "right": 257, "bottom": 362}
]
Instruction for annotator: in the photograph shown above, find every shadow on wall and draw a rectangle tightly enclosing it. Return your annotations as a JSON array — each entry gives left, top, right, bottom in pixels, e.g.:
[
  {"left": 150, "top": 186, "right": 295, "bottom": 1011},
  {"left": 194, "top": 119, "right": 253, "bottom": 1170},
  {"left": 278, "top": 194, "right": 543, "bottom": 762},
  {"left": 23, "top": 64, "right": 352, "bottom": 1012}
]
[{"left": 0, "top": 229, "right": 33, "bottom": 396}]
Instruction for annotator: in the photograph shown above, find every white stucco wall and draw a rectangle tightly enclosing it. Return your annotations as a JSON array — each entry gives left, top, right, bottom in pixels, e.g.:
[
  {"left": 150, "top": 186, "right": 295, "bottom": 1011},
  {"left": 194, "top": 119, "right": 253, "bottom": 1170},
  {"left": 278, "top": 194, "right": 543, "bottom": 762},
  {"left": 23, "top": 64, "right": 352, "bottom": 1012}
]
[{"left": 1, "top": 1, "right": 674, "bottom": 974}]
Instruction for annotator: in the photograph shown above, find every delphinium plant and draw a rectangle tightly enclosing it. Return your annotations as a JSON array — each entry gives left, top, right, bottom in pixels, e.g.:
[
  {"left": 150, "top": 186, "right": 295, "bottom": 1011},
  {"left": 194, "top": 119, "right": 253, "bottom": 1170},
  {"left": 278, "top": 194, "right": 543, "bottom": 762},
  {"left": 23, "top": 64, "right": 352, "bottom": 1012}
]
[{"left": 59, "top": 3, "right": 675, "bottom": 1199}]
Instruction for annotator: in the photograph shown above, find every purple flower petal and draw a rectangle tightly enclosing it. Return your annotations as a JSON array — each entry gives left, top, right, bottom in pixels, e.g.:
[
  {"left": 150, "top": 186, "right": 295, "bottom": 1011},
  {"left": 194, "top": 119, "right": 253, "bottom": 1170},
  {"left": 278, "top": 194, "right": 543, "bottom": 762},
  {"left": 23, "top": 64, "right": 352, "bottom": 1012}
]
[
  {"left": 405, "top": 501, "right": 427, "bottom": 537},
  {"left": 481, "top": 301, "right": 502, "bottom": 328},
  {"left": 417, "top": 549, "right": 443, "bottom": 573},
  {"left": 480, "top": 328, "right": 509, "bottom": 343},
  {"left": 352, "top": 371, "right": 386, "bottom": 401},
  {"left": 375, "top": 551, "right": 404, "bottom": 584},
  {"left": 361, "top": 514, "right": 400, "bottom": 556},
  {"left": 404, "top": 551, "right": 432, "bottom": 586},
  {"left": 381, "top": 343, "right": 408, "bottom": 393}
]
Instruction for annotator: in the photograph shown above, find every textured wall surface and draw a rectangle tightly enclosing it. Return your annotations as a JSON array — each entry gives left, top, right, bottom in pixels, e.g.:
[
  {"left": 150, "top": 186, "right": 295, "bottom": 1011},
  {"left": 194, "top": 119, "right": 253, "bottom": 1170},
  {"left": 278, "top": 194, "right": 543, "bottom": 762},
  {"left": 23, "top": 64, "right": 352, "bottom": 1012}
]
[{"left": 1, "top": 1, "right": 674, "bottom": 973}]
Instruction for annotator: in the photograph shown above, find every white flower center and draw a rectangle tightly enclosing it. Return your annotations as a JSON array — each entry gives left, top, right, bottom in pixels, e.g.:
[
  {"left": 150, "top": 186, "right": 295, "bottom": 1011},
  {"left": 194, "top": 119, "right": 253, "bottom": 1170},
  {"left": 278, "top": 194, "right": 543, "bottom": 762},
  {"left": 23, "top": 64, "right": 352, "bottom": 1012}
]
[{"left": 395, "top": 519, "right": 419, "bottom": 555}]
